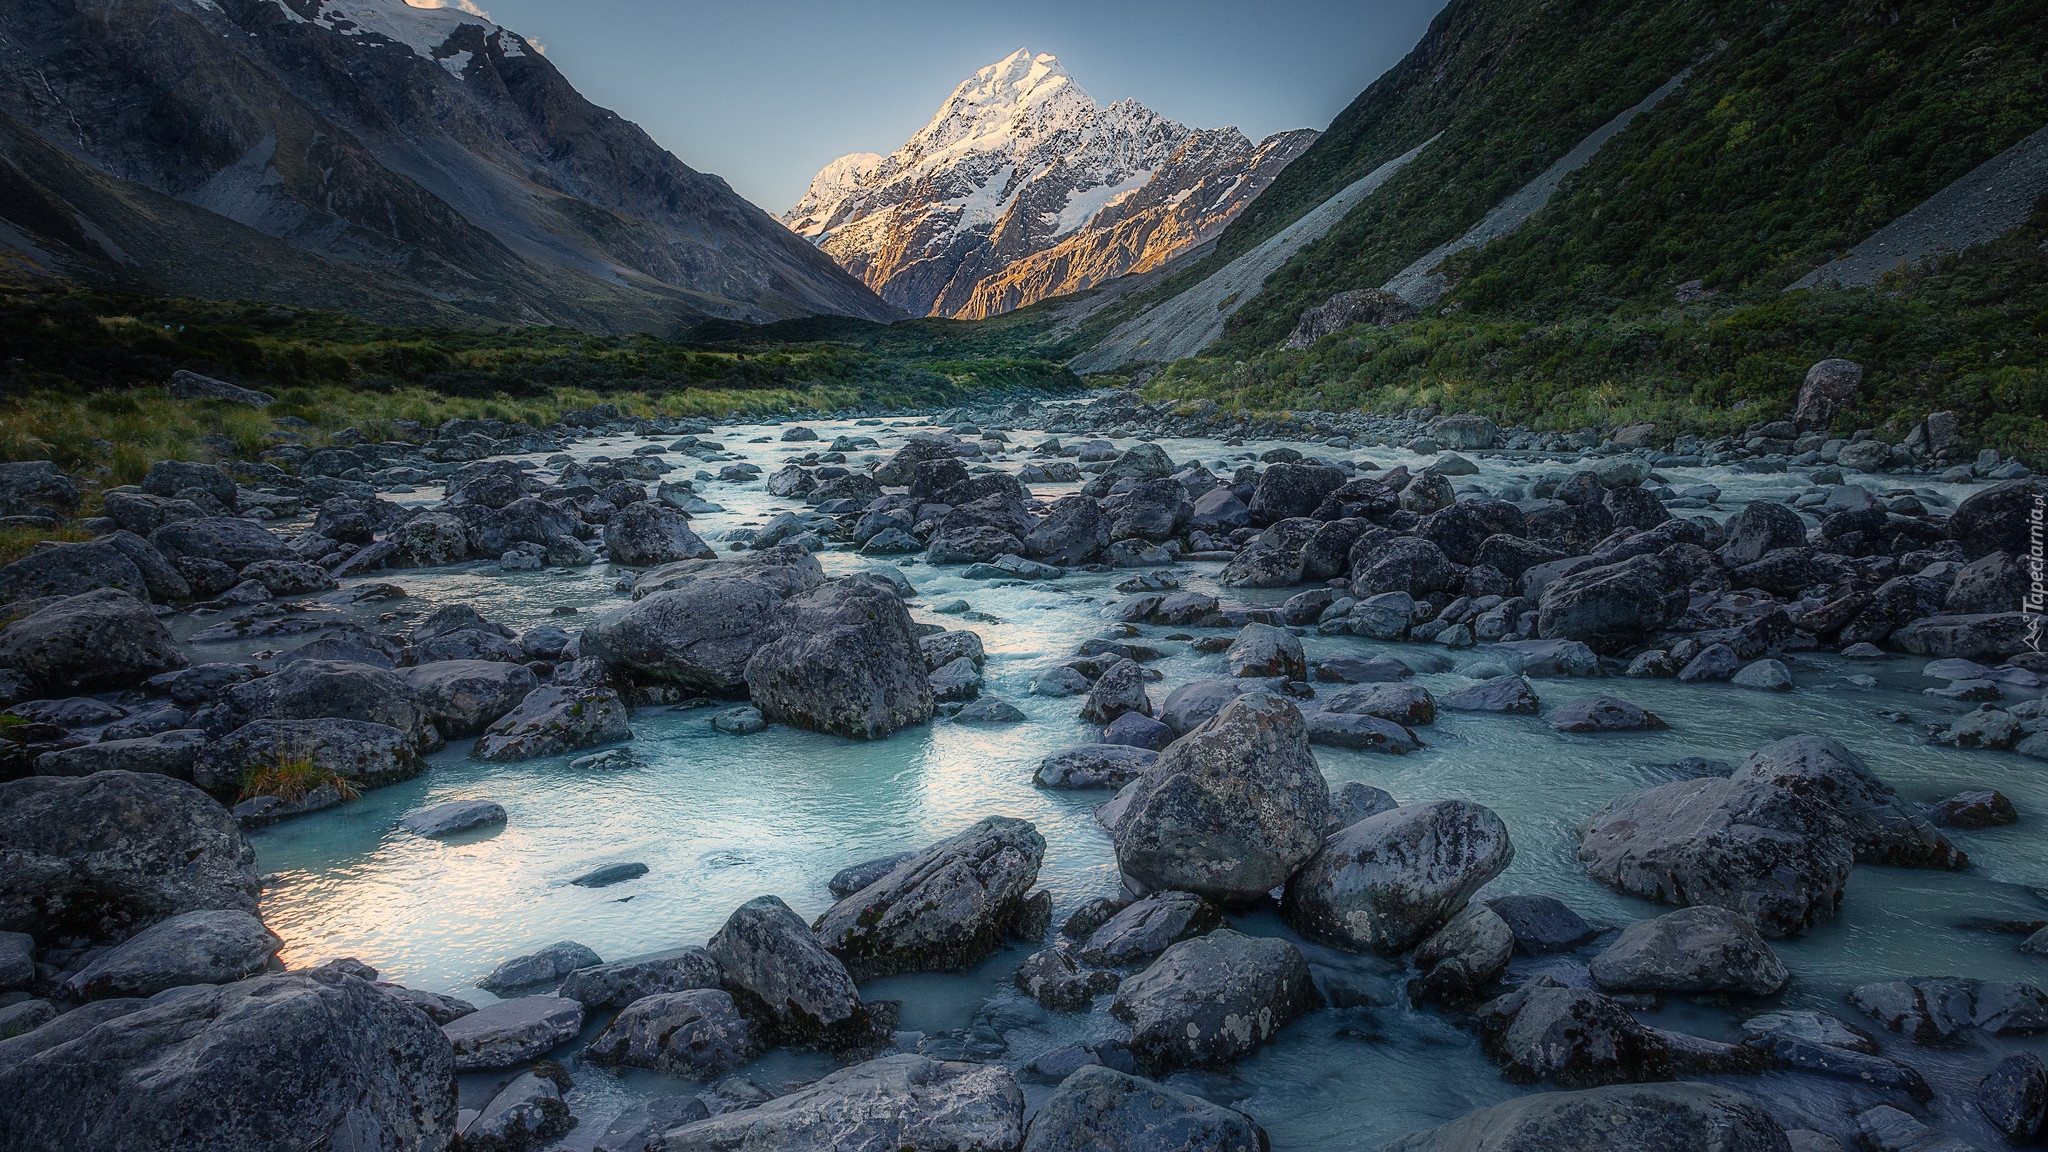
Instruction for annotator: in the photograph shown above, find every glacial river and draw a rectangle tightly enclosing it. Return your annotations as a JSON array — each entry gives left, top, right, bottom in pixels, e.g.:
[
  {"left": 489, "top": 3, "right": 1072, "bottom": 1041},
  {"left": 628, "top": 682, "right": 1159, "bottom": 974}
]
[{"left": 222, "top": 413, "right": 2044, "bottom": 1148}]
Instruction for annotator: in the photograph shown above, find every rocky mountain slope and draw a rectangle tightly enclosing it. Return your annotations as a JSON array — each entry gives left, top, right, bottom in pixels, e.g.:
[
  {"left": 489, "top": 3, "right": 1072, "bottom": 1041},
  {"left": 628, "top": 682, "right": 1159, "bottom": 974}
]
[
  {"left": 783, "top": 49, "right": 1314, "bottom": 319},
  {"left": 0, "top": 0, "right": 896, "bottom": 331}
]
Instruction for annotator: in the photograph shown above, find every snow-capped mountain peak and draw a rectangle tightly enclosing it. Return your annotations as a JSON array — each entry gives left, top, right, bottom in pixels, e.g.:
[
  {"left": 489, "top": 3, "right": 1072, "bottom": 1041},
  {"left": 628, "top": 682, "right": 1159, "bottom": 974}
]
[{"left": 782, "top": 50, "right": 1316, "bottom": 318}]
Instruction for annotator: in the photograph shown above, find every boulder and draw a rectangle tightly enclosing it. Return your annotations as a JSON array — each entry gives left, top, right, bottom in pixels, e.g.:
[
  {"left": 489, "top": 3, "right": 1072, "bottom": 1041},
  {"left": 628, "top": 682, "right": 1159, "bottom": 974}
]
[
  {"left": 442, "top": 994, "right": 584, "bottom": 1070},
  {"left": 64, "top": 908, "right": 281, "bottom": 999},
  {"left": 1793, "top": 359, "right": 1863, "bottom": 428},
  {"left": 0, "top": 542, "right": 147, "bottom": 605},
  {"left": 815, "top": 816, "right": 1045, "bottom": 980},
  {"left": 1441, "top": 675, "right": 1540, "bottom": 714},
  {"left": 478, "top": 940, "right": 602, "bottom": 992},
  {"left": 33, "top": 729, "right": 209, "bottom": 780},
  {"left": 705, "top": 895, "right": 870, "bottom": 1044},
  {"left": 582, "top": 577, "right": 787, "bottom": 692},
  {"left": 0, "top": 770, "right": 258, "bottom": 943},
  {"left": 1950, "top": 479, "right": 2048, "bottom": 560},
  {"left": 401, "top": 660, "right": 537, "bottom": 739},
  {"left": 1305, "top": 711, "right": 1422, "bottom": 753},
  {"left": 602, "top": 502, "right": 715, "bottom": 566},
  {"left": 471, "top": 683, "right": 632, "bottom": 762},
  {"left": 1475, "top": 976, "right": 1670, "bottom": 1086},
  {"left": 1380, "top": 1082, "right": 1788, "bottom": 1152},
  {"left": 1548, "top": 696, "right": 1665, "bottom": 733},
  {"left": 1893, "top": 613, "right": 2036, "bottom": 662},
  {"left": 1849, "top": 976, "right": 2048, "bottom": 1043},
  {"left": 1247, "top": 464, "right": 1346, "bottom": 526},
  {"left": 1076, "top": 891, "right": 1225, "bottom": 966},
  {"left": 1281, "top": 800, "right": 1513, "bottom": 954},
  {"left": 1589, "top": 906, "right": 1788, "bottom": 995},
  {"left": 1110, "top": 930, "right": 1319, "bottom": 1073},
  {"left": 1186, "top": 487, "right": 1251, "bottom": 533},
  {"left": 1019, "top": 1065, "right": 1265, "bottom": 1152},
  {"left": 1035, "top": 744, "right": 1157, "bottom": 789},
  {"left": 1409, "top": 903, "right": 1515, "bottom": 1006},
  {"left": 1352, "top": 537, "right": 1457, "bottom": 598},
  {"left": 149, "top": 517, "right": 285, "bottom": 569},
  {"left": 1112, "top": 693, "right": 1329, "bottom": 906},
  {"left": 657, "top": 1054, "right": 1023, "bottom": 1152},
  {"left": 744, "top": 579, "right": 934, "bottom": 739},
  {"left": 225, "top": 660, "right": 427, "bottom": 743},
  {"left": 398, "top": 799, "right": 506, "bottom": 838},
  {"left": 1320, "top": 682, "right": 1436, "bottom": 726},
  {"left": 462, "top": 1070, "right": 572, "bottom": 1152},
  {"left": 0, "top": 969, "right": 455, "bottom": 1152},
  {"left": 1224, "top": 622, "right": 1305, "bottom": 679},
  {"left": 196, "top": 718, "right": 423, "bottom": 794},
  {"left": 1079, "top": 658, "right": 1152, "bottom": 724},
  {"left": 828, "top": 854, "right": 916, "bottom": 899},
  {"left": 1537, "top": 555, "right": 1687, "bottom": 654},
  {"left": 0, "top": 460, "right": 78, "bottom": 519},
  {"left": 553, "top": 947, "right": 723, "bottom": 1010},
  {"left": 0, "top": 589, "right": 186, "bottom": 693},
  {"left": 1978, "top": 1052, "right": 2048, "bottom": 1142},
  {"left": 583, "top": 988, "right": 761, "bottom": 1078},
  {"left": 1014, "top": 947, "right": 1121, "bottom": 1012},
  {"left": 1577, "top": 777, "right": 1853, "bottom": 936},
  {"left": 388, "top": 512, "right": 471, "bottom": 567},
  {"left": 1486, "top": 895, "right": 1597, "bottom": 954},
  {"left": 1729, "top": 734, "right": 1964, "bottom": 869}
]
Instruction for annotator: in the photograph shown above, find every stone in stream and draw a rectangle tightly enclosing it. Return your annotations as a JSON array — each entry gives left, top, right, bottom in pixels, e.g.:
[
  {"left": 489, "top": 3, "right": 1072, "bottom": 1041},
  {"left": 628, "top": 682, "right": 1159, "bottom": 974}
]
[
  {"left": 1076, "top": 891, "right": 1226, "bottom": 967},
  {"left": 398, "top": 799, "right": 506, "bottom": 838},
  {"left": 1474, "top": 975, "right": 1672, "bottom": 1086},
  {"left": 1281, "top": 799, "right": 1513, "bottom": 955},
  {"left": 1156, "top": 677, "right": 1258, "bottom": 734},
  {"left": 442, "top": 994, "right": 585, "bottom": 1070},
  {"left": 1535, "top": 554, "right": 1688, "bottom": 654},
  {"left": 657, "top": 1054, "right": 1023, "bottom": 1152},
  {"left": 583, "top": 988, "right": 762, "bottom": 1078},
  {"left": 1979, "top": 1052, "right": 2048, "bottom": 1142},
  {"left": 1380, "top": 1082, "right": 1789, "bottom": 1152},
  {"left": 0, "top": 770, "right": 258, "bottom": 944},
  {"left": 1101, "top": 710, "right": 1172, "bottom": 749},
  {"left": 471, "top": 683, "right": 632, "bottom": 761},
  {"left": 1440, "top": 674, "right": 1541, "bottom": 713},
  {"left": 1326, "top": 782, "right": 1399, "bottom": 831},
  {"left": 196, "top": 718, "right": 424, "bottom": 794},
  {"left": 711, "top": 705, "right": 765, "bottom": 734},
  {"left": 149, "top": 516, "right": 286, "bottom": 569},
  {"left": 1578, "top": 776, "right": 1853, "bottom": 937},
  {"left": 1855, "top": 1106, "right": 1983, "bottom": 1152},
  {"left": 744, "top": 578, "right": 934, "bottom": 739},
  {"left": 1485, "top": 894, "right": 1597, "bottom": 954},
  {"left": 1490, "top": 638, "right": 1601, "bottom": 678},
  {"left": 580, "top": 576, "right": 788, "bottom": 692},
  {"left": 1589, "top": 906, "right": 1789, "bottom": 995},
  {"left": 570, "top": 861, "right": 647, "bottom": 888},
  {"left": 1110, "top": 930, "right": 1320, "bottom": 1074},
  {"left": 1849, "top": 976, "right": 2048, "bottom": 1043},
  {"left": 400, "top": 660, "right": 537, "bottom": 739},
  {"left": 1035, "top": 744, "right": 1159, "bottom": 789},
  {"left": 1408, "top": 903, "right": 1515, "bottom": 1007},
  {"left": 1304, "top": 711, "right": 1422, "bottom": 753},
  {"left": 63, "top": 908, "right": 282, "bottom": 1000},
  {"left": 928, "top": 655, "right": 984, "bottom": 702},
  {"left": 1729, "top": 734, "right": 1966, "bottom": 870},
  {"left": 706, "top": 895, "right": 873, "bottom": 1046},
  {"left": 592, "top": 1097, "right": 710, "bottom": 1152},
  {"left": 1224, "top": 622, "right": 1305, "bottom": 679},
  {"left": 1548, "top": 696, "right": 1665, "bottom": 732},
  {"left": 1318, "top": 682, "right": 1435, "bottom": 726},
  {"left": 1111, "top": 693, "right": 1329, "bottom": 906},
  {"left": 602, "top": 502, "right": 715, "bottom": 566},
  {"left": 477, "top": 940, "right": 602, "bottom": 992},
  {"left": 814, "top": 816, "right": 1046, "bottom": 980},
  {"left": 1311, "top": 654, "right": 1413, "bottom": 683},
  {"left": 0, "top": 589, "right": 187, "bottom": 694},
  {"left": 0, "top": 930, "right": 31, "bottom": 989},
  {"left": 1031, "top": 665, "right": 1092, "bottom": 697},
  {"left": 954, "top": 695, "right": 1027, "bottom": 723},
  {"left": 33, "top": 729, "right": 209, "bottom": 780},
  {"left": 827, "top": 852, "right": 915, "bottom": 898},
  {"left": 1732, "top": 659, "right": 1794, "bottom": 691},
  {"left": 556, "top": 946, "right": 722, "bottom": 1008},
  {"left": 1014, "top": 947, "right": 1121, "bottom": 1012},
  {"left": 1078, "top": 658, "right": 1152, "bottom": 723},
  {"left": 0, "top": 969, "right": 456, "bottom": 1152},
  {"left": 225, "top": 659, "right": 430, "bottom": 744},
  {"left": 461, "top": 1069, "right": 574, "bottom": 1152},
  {"left": 1019, "top": 1064, "right": 1266, "bottom": 1152}
]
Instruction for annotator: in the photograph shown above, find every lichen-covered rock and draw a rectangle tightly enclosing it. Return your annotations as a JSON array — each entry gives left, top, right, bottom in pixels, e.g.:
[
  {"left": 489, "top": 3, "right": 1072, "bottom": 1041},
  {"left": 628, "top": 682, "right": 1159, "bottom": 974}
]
[
  {"left": 1020, "top": 1065, "right": 1266, "bottom": 1152},
  {"left": 1079, "top": 658, "right": 1152, "bottom": 724},
  {"left": 1729, "top": 734, "right": 1964, "bottom": 870},
  {"left": 471, "top": 684, "right": 632, "bottom": 762},
  {"left": 64, "top": 908, "right": 281, "bottom": 999},
  {"left": 1537, "top": 554, "right": 1688, "bottom": 654},
  {"left": 402, "top": 660, "right": 537, "bottom": 739},
  {"left": 0, "top": 589, "right": 186, "bottom": 693},
  {"left": 1281, "top": 800, "right": 1513, "bottom": 954},
  {"left": 149, "top": 517, "right": 285, "bottom": 569},
  {"left": 225, "top": 659, "right": 429, "bottom": 744},
  {"left": 603, "top": 502, "right": 715, "bottom": 566},
  {"left": 462, "top": 1070, "right": 573, "bottom": 1152},
  {"left": 1112, "top": 693, "right": 1329, "bottom": 906},
  {"left": 1225, "top": 622, "right": 1305, "bottom": 679},
  {"left": 657, "top": 1054, "right": 1023, "bottom": 1152},
  {"left": 706, "top": 895, "right": 872, "bottom": 1046},
  {"left": 441, "top": 994, "right": 584, "bottom": 1070},
  {"left": 1589, "top": 906, "right": 1789, "bottom": 995},
  {"left": 744, "top": 579, "right": 934, "bottom": 739},
  {"left": 1475, "top": 976, "right": 1671, "bottom": 1086},
  {"left": 1110, "top": 930, "right": 1320, "bottom": 1074},
  {"left": 0, "top": 770, "right": 258, "bottom": 944},
  {"left": 584, "top": 988, "right": 761, "bottom": 1078},
  {"left": 1380, "top": 1082, "right": 1789, "bottom": 1152},
  {"left": 1578, "top": 777, "right": 1853, "bottom": 937},
  {"left": 0, "top": 542, "right": 148, "bottom": 605},
  {"left": 1014, "top": 947, "right": 1120, "bottom": 1012},
  {"left": 477, "top": 940, "right": 601, "bottom": 992},
  {"left": 1409, "top": 903, "right": 1515, "bottom": 1006},
  {"left": 583, "top": 577, "right": 788, "bottom": 692},
  {"left": 1076, "top": 891, "right": 1226, "bottom": 967},
  {"left": 1034, "top": 744, "right": 1157, "bottom": 789},
  {"left": 196, "top": 718, "right": 423, "bottom": 794},
  {"left": 557, "top": 947, "right": 722, "bottom": 1008},
  {"left": 814, "top": 816, "right": 1045, "bottom": 980}
]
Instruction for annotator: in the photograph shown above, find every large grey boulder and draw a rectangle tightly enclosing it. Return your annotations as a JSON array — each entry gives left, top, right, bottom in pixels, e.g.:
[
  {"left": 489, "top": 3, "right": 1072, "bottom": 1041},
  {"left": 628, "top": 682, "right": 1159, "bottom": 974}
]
[
  {"left": 1578, "top": 777, "right": 1853, "bottom": 937},
  {"left": 1721, "top": 501, "right": 1807, "bottom": 567},
  {"left": 0, "top": 969, "right": 456, "bottom": 1152},
  {"left": 478, "top": 940, "right": 602, "bottom": 992},
  {"left": 0, "top": 542, "right": 147, "bottom": 605},
  {"left": 706, "top": 895, "right": 871, "bottom": 1045},
  {"left": 1380, "top": 1082, "right": 1789, "bottom": 1152},
  {"left": 1849, "top": 976, "right": 2048, "bottom": 1044},
  {"left": 0, "top": 770, "right": 258, "bottom": 944},
  {"left": 602, "top": 502, "right": 715, "bottom": 566},
  {"left": 557, "top": 947, "right": 722, "bottom": 1008},
  {"left": 1013, "top": 947, "right": 1120, "bottom": 1011},
  {"left": 471, "top": 683, "right": 632, "bottom": 762},
  {"left": 1281, "top": 800, "right": 1513, "bottom": 954},
  {"left": 1034, "top": 744, "right": 1157, "bottom": 789},
  {"left": 0, "top": 460, "right": 78, "bottom": 519},
  {"left": 33, "top": 729, "right": 209, "bottom": 780},
  {"left": 583, "top": 577, "right": 787, "bottom": 692},
  {"left": 1978, "top": 1052, "right": 2048, "bottom": 1142},
  {"left": 1020, "top": 1064, "right": 1265, "bottom": 1152},
  {"left": 1475, "top": 976, "right": 1671, "bottom": 1086},
  {"left": 584, "top": 988, "right": 761, "bottom": 1078},
  {"left": 1112, "top": 693, "right": 1329, "bottom": 906},
  {"left": 65, "top": 908, "right": 281, "bottom": 999},
  {"left": 1076, "top": 890, "right": 1225, "bottom": 966},
  {"left": 814, "top": 816, "right": 1045, "bottom": 980},
  {"left": 1110, "top": 930, "right": 1319, "bottom": 1074},
  {"left": 1409, "top": 903, "right": 1515, "bottom": 1006},
  {"left": 196, "top": 718, "right": 423, "bottom": 794},
  {"left": 398, "top": 799, "right": 506, "bottom": 838},
  {"left": 0, "top": 589, "right": 186, "bottom": 693},
  {"left": 226, "top": 660, "right": 428, "bottom": 744},
  {"left": 744, "top": 579, "right": 934, "bottom": 739},
  {"left": 462, "top": 1070, "right": 572, "bottom": 1152},
  {"left": 1024, "top": 496, "right": 1109, "bottom": 565},
  {"left": 1589, "top": 906, "right": 1789, "bottom": 995},
  {"left": 402, "top": 660, "right": 537, "bottom": 739},
  {"left": 1079, "top": 658, "right": 1152, "bottom": 724},
  {"left": 148, "top": 517, "right": 284, "bottom": 569},
  {"left": 1729, "top": 734, "right": 1964, "bottom": 870},
  {"left": 1225, "top": 622, "right": 1305, "bottom": 679},
  {"left": 442, "top": 995, "right": 584, "bottom": 1070},
  {"left": 1537, "top": 554, "right": 1687, "bottom": 654},
  {"left": 656, "top": 1053, "right": 1023, "bottom": 1152}
]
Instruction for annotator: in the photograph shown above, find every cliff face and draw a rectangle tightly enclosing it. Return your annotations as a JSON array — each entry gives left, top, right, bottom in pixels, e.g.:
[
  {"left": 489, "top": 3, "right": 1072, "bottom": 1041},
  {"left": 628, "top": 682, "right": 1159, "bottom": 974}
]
[
  {"left": 784, "top": 49, "right": 1314, "bottom": 319},
  {"left": 0, "top": 0, "right": 897, "bottom": 330}
]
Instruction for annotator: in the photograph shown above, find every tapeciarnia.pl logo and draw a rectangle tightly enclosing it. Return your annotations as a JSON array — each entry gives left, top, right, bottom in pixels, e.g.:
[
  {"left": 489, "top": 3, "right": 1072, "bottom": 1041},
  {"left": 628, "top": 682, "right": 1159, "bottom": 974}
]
[{"left": 2029, "top": 494, "right": 2046, "bottom": 652}]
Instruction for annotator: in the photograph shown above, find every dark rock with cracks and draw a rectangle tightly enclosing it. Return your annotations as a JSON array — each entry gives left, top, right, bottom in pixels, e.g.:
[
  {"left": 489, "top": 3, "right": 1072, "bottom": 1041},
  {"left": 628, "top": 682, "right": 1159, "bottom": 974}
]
[
  {"left": 744, "top": 579, "right": 934, "bottom": 740},
  {"left": 603, "top": 502, "right": 715, "bottom": 566},
  {"left": 1281, "top": 799, "right": 1513, "bottom": 954},
  {"left": 1409, "top": 903, "right": 1515, "bottom": 1006},
  {"left": 442, "top": 994, "right": 584, "bottom": 1070},
  {"left": 1590, "top": 906, "right": 1789, "bottom": 995},
  {"left": 64, "top": 908, "right": 281, "bottom": 999},
  {"left": 583, "top": 988, "right": 761, "bottom": 1078},
  {"left": 1035, "top": 744, "right": 1157, "bottom": 789},
  {"left": 0, "top": 969, "right": 456, "bottom": 1152},
  {"left": 461, "top": 1070, "right": 573, "bottom": 1152},
  {"left": 197, "top": 718, "right": 423, "bottom": 794},
  {"left": 1486, "top": 894, "right": 1596, "bottom": 954},
  {"left": 471, "top": 683, "right": 632, "bottom": 762},
  {"left": 706, "top": 895, "right": 873, "bottom": 1048},
  {"left": 478, "top": 940, "right": 601, "bottom": 992},
  {"left": 1380, "top": 1082, "right": 1789, "bottom": 1152},
  {"left": 557, "top": 946, "right": 722, "bottom": 1008},
  {"left": 657, "top": 1053, "right": 1023, "bottom": 1152},
  {"left": 1729, "top": 734, "right": 1965, "bottom": 870},
  {"left": 582, "top": 577, "right": 787, "bottom": 692},
  {"left": 1978, "top": 1052, "right": 2048, "bottom": 1142},
  {"left": 401, "top": 660, "right": 537, "bottom": 739},
  {"left": 1110, "top": 929, "right": 1320, "bottom": 1074},
  {"left": 1076, "top": 890, "right": 1225, "bottom": 966},
  {"left": 1475, "top": 975, "right": 1672, "bottom": 1087},
  {"left": 1014, "top": 947, "right": 1120, "bottom": 1012},
  {"left": 1019, "top": 1064, "right": 1266, "bottom": 1152},
  {"left": 814, "top": 816, "right": 1046, "bottom": 980},
  {"left": 1079, "top": 658, "right": 1152, "bottom": 724},
  {"left": 0, "top": 589, "right": 187, "bottom": 694}
]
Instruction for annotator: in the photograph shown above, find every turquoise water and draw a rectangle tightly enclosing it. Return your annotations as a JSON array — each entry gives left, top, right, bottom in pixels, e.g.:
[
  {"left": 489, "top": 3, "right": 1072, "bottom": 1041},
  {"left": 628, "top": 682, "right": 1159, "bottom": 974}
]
[{"left": 229, "top": 416, "right": 2046, "bottom": 1148}]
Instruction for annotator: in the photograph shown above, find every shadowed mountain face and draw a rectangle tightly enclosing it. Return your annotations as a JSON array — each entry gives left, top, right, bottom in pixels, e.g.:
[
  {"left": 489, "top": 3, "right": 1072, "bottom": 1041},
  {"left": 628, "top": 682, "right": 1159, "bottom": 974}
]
[
  {"left": 0, "top": 0, "right": 898, "bottom": 331},
  {"left": 783, "top": 49, "right": 1314, "bottom": 320}
]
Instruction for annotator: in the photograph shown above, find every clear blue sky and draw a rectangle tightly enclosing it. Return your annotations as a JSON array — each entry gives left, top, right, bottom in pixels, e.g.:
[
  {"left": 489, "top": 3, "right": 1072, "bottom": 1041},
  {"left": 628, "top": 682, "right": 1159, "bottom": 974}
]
[{"left": 470, "top": 0, "right": 1451, "bottom": 213}]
